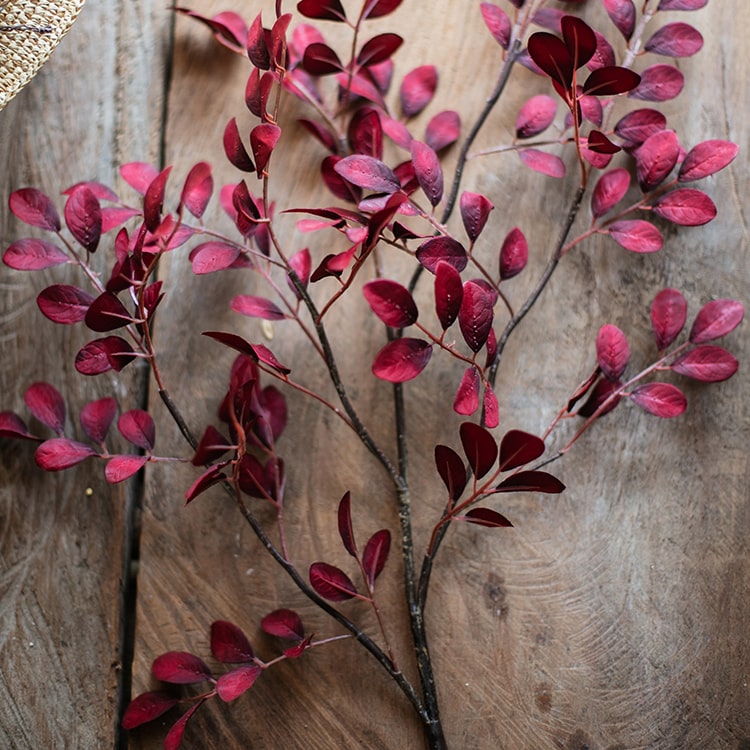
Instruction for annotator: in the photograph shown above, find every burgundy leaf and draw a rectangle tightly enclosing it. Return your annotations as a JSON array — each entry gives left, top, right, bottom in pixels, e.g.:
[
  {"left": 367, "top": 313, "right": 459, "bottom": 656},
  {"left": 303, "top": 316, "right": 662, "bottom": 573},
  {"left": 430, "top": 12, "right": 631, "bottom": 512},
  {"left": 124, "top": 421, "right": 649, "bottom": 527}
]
[
  {"left": 337, "top": 491, "right": 357, "bottom": 557},
  {"left": 636, "top": 129, "right": 680, "bottom": 192},
  {"left": 217, "top": 665, "right": 263, "bottom": 702},
  {"left": 348, "top": 108, "right": 383, "bottom": 159},
  {"left": 118, "top": 410, "right": 155, "bottom": 451},
  {"left": 526, "top": 32, "right": 573, "bottom": 89},
  {"left": 191, "top": 425, "right": 231, "bottom": 466},
  {"left": 64, "top": 186, "right": 102, "bottom": 253},
  {"left": 689, "top": 299, "right": 744, "bottom": 344},
  {"left": 101, "top": 207, "right": 140, "bottom": 234},
  {"left": 175, "top": 9, "right": 247, "bottom": 53},
  {"left": 499, "top": 430, "right": 545, "bottom": 471},
  {"left": 614, "top": 108, "right": 667, "bottom": 147},
  {"left": 261, "top": 608, "right": 305, "bottom": 640},
  {"left": 302, "top": 42, "right": 343, "bottom": 75},
  {"left": 589, "top": 30, "right": 616, "bottom": 70},
  {"left": 336, "top": 70, "right": 386, "bottom": 108},
  {"left": 658, "top": 0, "right": 707, "bottom": 8},
  {"left": 362, "top": 279, "right": 418, "bottom": 327},
  {"left": 309, "top": 561, "right": 358, "bottom": 601},
  {"left": 410, "top": 140, "right": 443, "bottom": 207},
  {"left": 671, "top": 345, "right": 739, "bottom": 383},
  {"left": 587, "top": 130, "right": 620, "bottom": 155},
  {"left": 591, "top": 168, "right": 630, "bottom": 218},
  {"left": 35, "top": 438, "right": 97, "bottom": 471},
  {"left": 120, "top": 162, "right": 159, "bottom": 195},
  {"left": 434, "top": 260, "right": 463, "bottom": 330},
  {"left": 362, "top": 529, "right": 391, "bottom": 587},
  {"left": 8, "top": 188, "right": 61, "bottom": 231},
  {"left": 251, "top": 123, "right": 282, "bottom": 176},
  {"left": 0, "top": 412, "right": 38, "bottom": 440},
  {"left": 561, "top": 16, "right": 597, "bottom": 69},
  {"left": 380, "top": 114, "right": 412, "bottom": 149},
  {"left": 362, "top": 0, "right": 403, "bottom": 19},
  {"left": 515, "top": 94, "right": 557, "bottom": 139},
  {"left": 371, "top": 337, "right": 432, "bottom": 382},
  {"left": 152, "top": 651, "right": 212, "bottom": 685},
  {"left": 629, "top": 382, "right": 687, "bottom": 417},
  {"left": 75, "top": 336, "right": 135, "bottom": 375},
  {"left": 652, "top": 189, "right": 716, "bottom": 226},
  {"left": 210, "top": 620, "right": 255, "bottom": 663},
  {"left": 425, "top": 110, "right": 461, "bottom": 151},
  {"left": 460, "top": 192, "right": 494, "bottom": 243},
  {"left": 180, "top": 162, "right": 213, "bottom": 219},
  {"left": 298, "top": 118, "right": 337, "bottom": 153},
  {"left": 246, "top": 13, "right": 270, "bottom": 69},
  {"left": 270, "top": 13, "right": 292, "bottom": 69},
  {"left": 105, "top": 455, "right": 148, "bottom": 483},
  {"left": 583, "top": 66, "right": 640, "bottom": 96},
  {"left": 190, "top": 242, "right": 242, "bottom": 275},
  {"left": 596, "top": 324, "right": 630, "bottom": 381},
  {"left": 163, "top": 701, "right": 204, "bottom": 750},
  {"left": 499, "top": 227, "right": 528, "bottom": 280},
  {"left": 453, "top": 367, "right": 480, "bottom": 417},
  {"left": 286, "top": 248, "right": 312, "bottom": 299},
  {"left": 252, "top": 343, "right": 291, "bottom": 375},
  {"left": 143, "top": 166, "right": 172, "bottom": 232},
  {"left": 459, "top": 280, "right": 494, "bottom": 353},
  {"left": 334, "top": 155, "right": 400, "bottom": 193},
  {"left": 80, "top": 397, "right": 117, "bottom": 444},
  {"left": 518, "top": 149, "right": 565, "bottom": 179},
  {"left": 459, "top": 422, "right": 498, "bottom": 480},
  {"left": 679, "top": 140, "right": 739, "bottom": 182},
  {"left": 645, "top": 22, "right": 703, "bottom": 57},
  {"left": 577, "top": 376, "right": 622, "bottom": 418},
  {"left": 651, "top": 288, "right": 688, "bottom": 350},
  {"left": 297, "top": 0, "right": 346, "bottom": 22},
  {"left": 462, "top": 508, "right": 513, "bottom": 528},
  {"left": 400, "top": 65, "right": 438, "bottom": 117},
  {"left": 322, "top": 155, "right": 363, "bottom": 202},
  {"left": 84, "top": 292, "right": 132, "bottom": 332},
  {"left": 356, "top": 33, "right": 402, "bottom": 68},
  {"left": 602, "top": 0, "right": 635, "bottom": 40},
  {"left": 121, "top": 691, "right": 178, "bottom": 730},
  {"left": 24, "top": 382, "right": 65, "bottom": 434},
  {"left": 184, "top": 465, "right": 227, "bottom": 505},
  {"left": 434, "top": 444, "right": 467, "bottom": 502},
  {"left": 607, "top": 220, "right": 663, "bottom": 253},
  {"left": 3, "top": 238, "right": 69, "bottom": 270},
  {"left": 630, "top": 64, "right": 684, "bottom": 101},
  {"left": 483, "top": 384, "right": 499, "bottom": 428},
  {"left": 230, "top": 295, "right": 286, "bottom": 321},
  {"left": 494, "top": 470, "right": 565, "bottom": 493},
  {"left": 416, "top": 236, "right": 468, "bottom": 274},
  {"left": 480, "top": 2, "right": 511, "bottom": 49}
]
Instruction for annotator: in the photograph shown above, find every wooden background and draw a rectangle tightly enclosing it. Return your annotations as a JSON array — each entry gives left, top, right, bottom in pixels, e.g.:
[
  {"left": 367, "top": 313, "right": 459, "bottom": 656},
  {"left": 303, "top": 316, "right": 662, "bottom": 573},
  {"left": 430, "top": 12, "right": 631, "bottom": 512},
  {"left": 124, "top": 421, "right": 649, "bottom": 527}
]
[{"left": 1, "top": 1, "right": 748, "bottom": 748}]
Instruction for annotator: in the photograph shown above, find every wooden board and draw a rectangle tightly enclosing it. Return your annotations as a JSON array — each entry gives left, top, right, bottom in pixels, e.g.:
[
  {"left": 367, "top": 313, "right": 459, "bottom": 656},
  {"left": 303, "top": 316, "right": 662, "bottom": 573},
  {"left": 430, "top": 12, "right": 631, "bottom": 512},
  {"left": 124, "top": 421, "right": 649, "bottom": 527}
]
[{"left": 2, "top": 1, "right": 749, "bottom": 748}]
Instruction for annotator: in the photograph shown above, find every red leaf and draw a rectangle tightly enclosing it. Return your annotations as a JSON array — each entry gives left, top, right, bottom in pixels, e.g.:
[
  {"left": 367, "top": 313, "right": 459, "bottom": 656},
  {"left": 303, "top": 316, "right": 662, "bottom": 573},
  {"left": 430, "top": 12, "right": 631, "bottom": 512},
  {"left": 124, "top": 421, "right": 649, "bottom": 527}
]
[
  {"left": 211, "top": 620, "right": 254, "bottom": 663},
  {"left": 336, "top": 70, "right": 386, "bottom": 108},
  {"left": 163, "top": 701, "right": 205, "bottom": 750},
  {"left": 175, "top": 8, "right": 248, "bottom": 54},
  {"left": 356, "top": 33, "right": 402, "bottom": 68},
  {"left": 629, "top": 382, "right": 686, "bottom": 417},
  {"left": 362, "top": 0, "right": 403, "bottom": 19},
  {"left": 35, "top": 438, "right": 97, "bottom": 471},
  {"left": 118, "top": 410, "right": 155, "bottom": 451},
  {"left": 80, "top": 397, "right": 117, "bottom": 443},
  {"left": 679, "top": 140, "right": 738, "bottom": 182},
  {"left": 246, "top": 13, "right": 270, "bottom": 69},
  {"left": 652, "top": 189, "right": 716, "bottom": 226},
  {"left": 453, "top": 367, "right": 480, "bottom": 417},
  {"left": 689, "top": 299, "right": 744, "bottom": 344},
  {"left": 518, "top": 149, "right": 565, "bottom": 179},
  {"left": 591, "top": 168, "right": 630, "bottom": 218},
  {"left": 251, "top": 123, "right": 282, "bottom": 176},
  {"left": 494, "top": 470, "right": 565, "bottom": 493},
  {"left": 252, "top": 344, "right": 291, "bottom": 375},
  {"left": 8, "top": 188, "right": 61, "bottom": 231},
  {"left": 636, "top": 129, "right": 680, "bottom": 192},
  {"left": 362, "top": 529, "right": 391, "bottom": 587},
  {"left": 309, "top": 562, "right": 358, "bottom": 601},
  {"left": 217, "top": 665, "right": 263, "bottom": 702},
  {"left": 596, "top": 324, "right": 630, "bottom": 381},
  {"left": 434, "top": 260, "right": 463, "bottom": 330},
  {"left": 84, "top": 292, "right": 132, "bottom": 332},
  {"left": 181, "top": 162, "right": 213, "bottom": 219},
  {"left": 602, "top": 0, "right": 635, "bottom": 40},
  {"left": 261, "top": 608, "right": 305, "bottom": 640},
  {"left": 650, "top": 288, "right": 687, "bottom": 350},
  {"left": 321, "top": 155, "right": 363, "bottom": 203},
  {"left": 527, "top": 32, "right": 573, "bottom": 89},
  {"left": 657, "top": 0, "right": 707, "bottom": 8},
  {"left": 589, "top": 30, "right": 616, "bottom": 70},
  {"left": 0, "top": 412, "right": 38, "bottom": 440},
  {"left": 483, "top": 384, "right": 499, "bottom": 428},
  {"left": 64, "top": 187, "right": 102, "bottom": 253},
  {"left": 410, "top": 140, "right": 443, "bottom": 207},
  {"left": 459, "top": 422, "right": 498, "bottom": 480},
  {"left": 630, "top": 64, "right": 684, "bottom": 101},
  {"left": 122, "top": 691, "right": 178, "bottom": 730},
  {"left": 607, "top": 220, "right": 663, "bottom": 253},
  {"left": 499, "top": 430, "right": 545, "bottom": 471},
  {"left": 614, "top": 108, "right": 667, "bottom": 147},
  {"left": 120, "top": 162, "right": 159, "bottom": 195},
  {"left": 302, "top": 42, "right": 343, "bottom": 75},
  {"left": 460, "top": 192, "right": 494, "bottom": 243},
  {"left": 671, "top": 346, "right": 739, "bottom": 383},
  {"left": 191, "top": 425, "right": 231, "bottom": 466},
  {"left": 434, "top": 444, "right": 467, "bottom": 502},
  {"left": 586, "top": 130, "right": 620, "bottom": 155},
  {"left": 297, "top": 0, "right": 346, "bottom": 22},
  {"left": 425, "top": 110, "right": 461, "bottom": 152},
  {"left": 583, "top": 66, "right": 640, "bottom": 96},
  {"left": 499, "top": 227, "right": 528, "bottom": 280},
  {"left": 577, "top": 376, "right": 622, "bottom": 418},
  {"left": 480, "top": 2, "right": 511, "bottom": 49},
  {"left": 75, "top": 336, "right": 135, "bottom": 375},
  {"left": 190, "top": 242, "right": 242, "bottom": 274},
  {"left": 143, "top": 167, "right": 172, "bottom": 232},
  {"left": 184, "top": 465, "right": 227, "bottom": 505},
  {"left": 231, "top": 295, "right": 286, "bottom": 321},
  {"left": 371, "top": 338, "right": 432, "bottom": 382},
  {"left": 334, "top": 155, "right": 400, "bottom": 193},
  {"left": 462, "top": 508, "right": 513, "bottom": 528},
  {"left": 417, "top": 236, "right": 468, "bottom": 274},
  {"left": 298, "top": 118, "right": 337, "bottom": 153},
  {"left": 515, "top": 94, "right": 557, "bottom": 139},
  {"left": 400, "top": 65, "right": 438, "bottom": 117},
  {"left": 645, "top": 22, "right": 703, "bottom": 57},
  {"left": 3, "top": 238, "right": 69, "bottom": 270},
  {"left": 152, "top": 651, "right": 212, "bottom": 684},
  {"left": 561, "top": 16, "right": 597, "bottom": 69},
  {"left": 24, "top": 382, "right": 65, "bottom": 434},
  {"left": 362, "top": 279, "right": 418, "bottom": 327},
  {"left": 458, "top": 280, "right": 494, "bottom": 353},
  {"left": 286, "top": 248, "right": 312, "bottom": 300},
  {"left": 348, "top": 108, "right": 383, "bottom": 159},
  {"left": 105, "top": 455, "right": 148, "bottom": 483},
  {"left": 337, "top": 491, "right": 357, "bottom": 556},
  {"left": 101, "top": 207, "right": 140, "bottom": 233}
]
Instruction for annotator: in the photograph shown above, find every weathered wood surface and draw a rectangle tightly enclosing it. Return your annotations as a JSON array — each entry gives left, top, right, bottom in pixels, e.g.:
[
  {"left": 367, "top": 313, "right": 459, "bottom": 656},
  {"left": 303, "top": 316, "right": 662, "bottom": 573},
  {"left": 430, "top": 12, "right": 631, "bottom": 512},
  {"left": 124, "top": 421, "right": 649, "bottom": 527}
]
[{"left": 1, "top": 1, "right": 749, "bottom": 748}]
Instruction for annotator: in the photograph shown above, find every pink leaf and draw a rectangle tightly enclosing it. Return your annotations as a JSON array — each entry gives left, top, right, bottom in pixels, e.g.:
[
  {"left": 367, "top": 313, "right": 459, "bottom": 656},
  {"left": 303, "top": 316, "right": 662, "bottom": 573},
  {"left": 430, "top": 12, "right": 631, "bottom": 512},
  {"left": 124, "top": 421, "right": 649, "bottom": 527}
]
[
  {"left": 8, "top": 188, "right": 61, "bottom": 231},
  {"left": 211, "top": 620, "right": 254, "bottom": 663},
  {"left": 362, "top": 529, "right": 391, "bottom": 587},
  {"left": 679, "top": 140, "right": 739, "bottom": 182},
  {"left": 480, "top": 2, "right": 511, "bottom": 48},
  {"left": 297, "top": 0, "right": 347, "bottom": 22},
  {"left": 499, "top": 227, "right": 528, "bottom": 280},
  {"left": 152, "top": 651, "right": 212, "bottom": 684},
  {"left": 596, "top": 324, "right": 630, "bottom": 380},
  {"left": 356, "top": 33, "right": 402, "bottom": 68},
  {"left": 334, "top": 155, "right": 400, "bottom": 193},
  {"left": 143, "top": 166, "right": 172, "bottom": 232},
  {"left": 101, "top": 207, "right": 140, "bottom": 233},
  {"left": 217, "top": 665, "right": 263, "bottom": 702},
  {"left": 499, "top": 430, "right": 545, "bottom": 471},
  {"left": 459, "top": 422, "right": 498, "bottom": 480},
  {"left": 434, "top": 444, "right": 467, "bottom": 502},
  {"left": 629, "top": 383, "right": 687, "bottom": 418},
  {"left": 309, "top": 562, "right": 358, "bottom": 601},
  {"left": 614, "top": 108, "right": 667, "bottom": 147},
  {"left": 460, "top": 191, "right": 494, "bottom": 243},
  {"left": 515, "top": 94, "right": 557, "bottom": 139},
  {"left": 180, "top": 162, "right": 213, "bottom": 219},
  {"left": 636, "top": 129, "right": 680, "bottom": 192},
  {"left": 591, "top": 168, "right": 630, "bottom": 218},
  {"left": 0, "top": 412, "right": 38, "bottom": 440},
  {"left": 650, "top": 288, "right": 687, "bottom": 350},
  {"left": 671, "top": 346, "right": 739, "bottom": 383},
  {"left": 105, "top": 455, "right": 148, "bottom": 483},
  {"left": 64, "top": 187, "right": 102, "bottom": 253},
  {"left": 120, "top": 162, "right": 159, "bottom": 195},
  {"left": 371, "top": 338, "right": 432, "bottom": 382},
  {"left": 689, "top": 299, "right": 744, "bottom": 344},
  {"left": 602, "top": 0, "right": 635, "bottom": 40},
  {"left": 362, "top": 279, "right": 418, "bottom": 327},
  {"left": 657, "top": 0, "right": 707, "bottom": 8},
  {"left": 453, "top": 367, "right": 480, "bottom": 417},
  {"left": 652, "top": 189, "right": 716, "bottom": 226},
  {"left": 251, "top": 123, "right": 282, "bottom": 177},
  {"left": 35, "top": 439, "right": 97, "bottom": 471},
  {"left": 261, "top": 608, "right": 305, "bottom": 640},
  {"left": 121, "top": 691, "right": 178, "bottom": 730},
  {"left": 163, "top": 700, "right": 205, "bottom": 750},
  {"left": 461, "top": 508, "right": 513, "bottom": 528},
  {"left": 410, "top": 140, "right": 443, "bottom": 207},
  {"left": 645, "top": 22, "right": 703, "bottom": 57},
  {"left": 190, "top": 242, "right": 242, "bottom": 275},
  {"left": 3, "top": 238, "right": 69, "bottom": 270},
  {"left": 417, "top": 236, "right": 468, "bottom": 274},
  {"left": 230, "top": 295, "right": 286, "bottom": 321},
  {"left": 630, "top": 64, "right": 684, "bottom": 101},
  {"left": 286, "top": 248, "right": 312, "bottom": 299},
  {"left": 518, "top": 149, "right": 566, "bottom": 179},
  {"left": 84, "top": 292, "right": 132, "bottom": 332},
  {"left": 118, "top": 410, "right": 155, "bottom": 451},
  {"left": 425, "top": 110, "right": 460, "bottom": 152},
  {"left": 434, "top": 260, "right": 463, "bottom": 330},
  {"left": 337, "top": 491, "right": 357, "bottom": 557},
  {"left": 458, "top": 280, "right": 494, "bottom": 353},
  {"left": 607, "top": 220, "right": 663, "bottom": 253},
  {"left": 24, "top": 382, "right": 66, "bottom": 434},
  {"left": 483, "top": 384, "right": 499, "bottom": 428},
  {"left": 80, "top": 397, "right": 118, "bottom": 443},
  {"left": 494, "top": 470, "right": 565, "bottom": 494},
  {"left": 400, "top": 65, "right": 438, "bottom": 117},
  {"left": 75, "top": 336, "right": 135, "bottom": 375}
]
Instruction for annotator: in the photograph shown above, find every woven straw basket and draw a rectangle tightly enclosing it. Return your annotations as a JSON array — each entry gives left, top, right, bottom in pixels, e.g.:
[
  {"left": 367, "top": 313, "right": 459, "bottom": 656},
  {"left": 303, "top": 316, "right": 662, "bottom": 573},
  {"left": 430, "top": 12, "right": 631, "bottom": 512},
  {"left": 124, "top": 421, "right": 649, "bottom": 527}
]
[{"left": 0, "top": 0, "right": 85, "bottom": 109}]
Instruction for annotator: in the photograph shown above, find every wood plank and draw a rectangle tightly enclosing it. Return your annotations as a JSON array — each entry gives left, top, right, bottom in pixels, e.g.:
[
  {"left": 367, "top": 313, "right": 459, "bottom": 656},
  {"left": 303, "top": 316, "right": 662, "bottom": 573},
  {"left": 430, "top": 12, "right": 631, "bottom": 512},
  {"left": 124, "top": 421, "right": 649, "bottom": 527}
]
[{"left": 0, "top": 1, "right": 170, "bottom": 746}]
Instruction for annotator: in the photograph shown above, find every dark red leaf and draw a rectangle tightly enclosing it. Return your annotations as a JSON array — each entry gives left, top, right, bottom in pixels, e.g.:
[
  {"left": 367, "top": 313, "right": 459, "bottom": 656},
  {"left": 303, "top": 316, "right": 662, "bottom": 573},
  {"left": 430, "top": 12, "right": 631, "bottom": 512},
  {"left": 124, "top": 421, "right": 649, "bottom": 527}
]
[
  {"left": 499, "top": 227, "right": 528, "bottom": 280},
  {"left": 630, "top": 64, "right": 684, "bottom": 101},
  {"left": 231, "top": 295, "right": 286, "bottom": 321},
  {"left": 583, "top": 66, "right": 640, "bottom": 96},
  {"left": 334, "top": 155, "right": 400, "bottom": 193},
  {"left": 175, "top": 8, "right": 247, "bottom": 53},
  {"left": 518, "top": 149, "right": 566, "bottom": 178},
  {"left": 588, "top": 30, "right": 616, "bottom": 70},
  {"left": 84, "top": 292, "right": 132, "bottom": 332},
  {"left": 494, "top": 470, "right": 565, "bottom": 493},
  {"left": 462, "top": 508, "right": 513, "bottom": 528},
  {"left": 348, "top": 108, "right": 383, "bottom": 159},
  {"left": 105, "top": 455, "right": 148, "bottom": 483},
  {"left": 591, "top": 168, "right": 630, "bottom": 218},
  {"left": 217, "top": 665, "right": 263, "bottom": 702},
  {"left": 337, "top": 491, "right": 357, "bottom": 556},
  {"left": 143, "top": 167, "right": 172, "bottom": 232},
  {"left": 261, "top": 608, "right": 305, "bottom": 640},
  {"left": 24, "top": 382, "right": 65, "bottom": 434},
  {"left": 679, "top": 140, "right": 739, "bottom": 182},
  {"left": 434, "top": 444, "right": 467, "bottom": 502},
  {"left": 460, "top": 191, "right": 494, "bottom": 243},
  {"left": 8, "top": 188, "right": 61, "bottom": 231},
  {"left": 645, "top": 22, "right": 703, "bottom": 57},
  {"left": 362, "top": 529, "right": 391, "bottom": 587},
  {"left": 587, "top": 130, "right": 620, "bottom": 155},
  {"left": 211, "top": 620, "right": 254, "bottom": 663},
  {"left": 253, "top": 344, "right": 291, "bottom": 375},
  {"left": 480, "top": 2, "right": 511, "bottom": 49},
  {"left": 499, "top": 430, "right": 545, "bottom": 471},
  {"left": 362, "top": 0, "right": 403, "bottom": 19},
  {"left": 453, "top": 367, "right": 480, "bottom": 417},
  {"left": 483, "top": 384, "right": 499, "bottom": 428},
  {"left": 191, "top": 425, "right": 231, "bottom": 466},
  {"left": 459, "top": 422, "right": 498, "bottom": 480},
  {"left": 614, "top": 108, "right": 667, "bottom": 147},
  {"left": 120, "top": 162, "right": 159, "bottom": 195},
  {"left": 577, "top": 376, "right": 622, "bottom": 418},
  {"left": 459, "top": 280, "right": 494, "bottom": 353},
  {"left": 425, "top": 110, "right": 461, "bottom": 151},
  {"left": 163, "top": 700, "right": 204, "bottom": 750},
  {"left": 251, "top": 123, "right": 282, "bottom": 176},
  {"left": 270, "top": 13, "right": 292, "bottom": 69},
  {"left": 184, "top": 465, "right": 227, "bottom": 505},
  {"left": 118, "top": 410, "right": 155, "bottom": 451},
  {"left": 658, "top": 0, "right": 707, "bottom": 8},
  {"left": 515, "top": 94, "right": 557, "bottom": 139},
  {"left": 596, "top": 324, "right": 630, "bottom": 380},
  {"left": 602, "top": 0, "right": 635, "bottom": 40},
  {"left": 309, "top": 562, "right": 358, "bottom": 601},
  {"left": 64, "top": 186, "right": 102, "bottom": 253},
  {"left": 636, "top": 129, "right": 680, "bottom": 192},
  {"left": 356, "top": 33, "right": 402, "bottom": 68},
  {"left": 336, "top": 70, "right": 386, "bottom": 108},
  {"left": 298, "top": 118, "right": 337, "bottom": 153},
  {"left": 297, "top": 0, "right": 346, "bottom": 22},
  {"left": 35, "top": 438, "right": 97, "bottom": 471},
  {"left": 3, "top": 238, "right": 69, "bottom": 270},
  {"left": 152, "top": 651, "right": 212, "bottom": 684},
  {"left": 652, "top": 189, "right": 716, "bottom": 226},
  {"left": 689, "top": 299, "right": 744, "bottom": 344},
  {"left": 75, "top": 336, "right": 135, "bottom": 375},
  {"left": 561, "top": 16, "right": 597, "bottom": 69},
  {"left": 0, "top": 412, "right": 38, "bottom": 440},
  {"left": 417, "top": 236, "right": 468, "bottom": 274},
  {"left": 650, "top": 288, "right": 687, "bottom": 350},
  {"left": 410, "top": 140, "right": 443, "bottom": 208},
  {"left": 363, "top": 279, "right": 418, "bottom": 327},
  {"left": 122, "top": 691, "right": 178, "bottom": 730},
  {"left": 434, "top": 260, "right": 463, "bottom": 330},
  {"left": 322, "top": 155, "right": 363, "bottom": 203},
  {"left": 629, "top": 383, "right": 687, "bottom": 417},
  {"left": 190, "top": 242, "right": 242, "bottom": 275},
  {"left": 180, "top": 162, "right": 213, "bottom": 219},
  {"left": 400, "top": 65, "right": 438, "bottom": 117},
  {"left": 671, "top": 346, "right": 739, "bottom": 383},
  {"left": 246, "top": 13, "right": 270, "bottom": 69},
  {"left": 371, "top": 337, "right": 432, "bottom": 382},
  {"left": 301, "top": 42, "right": 343, "bottom": 75},
  {"left": 527, "top": 32, "right": 573, "bottom": 89},
  {"left": 607, "top": 220, "right": 663, "bottom": 253}
]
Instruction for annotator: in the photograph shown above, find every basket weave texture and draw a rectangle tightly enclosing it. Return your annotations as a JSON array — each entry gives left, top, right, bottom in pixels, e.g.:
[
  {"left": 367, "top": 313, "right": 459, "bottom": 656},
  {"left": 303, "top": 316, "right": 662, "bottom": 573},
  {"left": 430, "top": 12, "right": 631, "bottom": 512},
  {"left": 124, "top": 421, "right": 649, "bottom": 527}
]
[{"left": 0, "top": 0, "right": 85, "bottom": 109}]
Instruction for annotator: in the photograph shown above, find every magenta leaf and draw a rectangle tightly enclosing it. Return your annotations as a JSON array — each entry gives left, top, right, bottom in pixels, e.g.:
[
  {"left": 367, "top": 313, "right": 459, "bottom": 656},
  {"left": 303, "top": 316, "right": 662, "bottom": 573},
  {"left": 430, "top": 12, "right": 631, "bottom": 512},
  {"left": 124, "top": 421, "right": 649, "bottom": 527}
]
[
  {"left": 480, "top": 2, "right": 511, "bottom": 49},
  {"left": 645, "top": 22, "right": 703, "bottom": 57},
  {"left": 297, "top": 0, "right": 346, "bottom": 22},
  {"left": 651, "top": 288, "right": 687, "bottom": 350},
  {"left": 499, "top": 227, "right": 528, "bottom": 280},
  {"left": 210, "top": 620, "right": 255, "bottom": 663},
  {"left": 494, "top": 470, "right": 565, "bottom": 494},
  {"left": 120, "top": 162, "right": 159, "bottom": 195},
  {"left": 630, "top": 64, "right": 684, "bottom": 101},
  {"left": 596, "top": 324, "right": 629, "bottom": 381},
  {"left": 515, "top": 94, "right": 557, "bottom": 139},
  {"left": 362, "top": 279, "right": 418, "bottom": 328},
  {"left": 121, "top": 691, "right": 178, "bottom": 730},
  {"left": 163, "top": 700, "right": 205, "bottom": 750},
  {"left": 453, "top": 367, "right": 480, "bottom": 417},
  {"left": 217, "top": 665, "right": 263, "bottom": 702},
  {"left": 679, "top": 140, "right": 738, "bottom": 182},
  {"left": 286, "top": 248, "right": 312, "bottom": 299},
  {"left": 459, "top": 422, "right": 498, "bottom": 480},
  {"left": 348, "top": 108, "right": 383, "bottom": 159},
  {"left": 652, "top": 189, "right": 716, "bottom": 226},
  {"left": 483, "top": 384, "right": 499, "bottom": 428},
  {"left": 400, "top": 65, "right": 438, "bottom": 117},
  {"left": 518, "top": 149, "right": 565, "bottom": 179},
  {"left": 636, "top": 129, "right": 680, "bottom": 192},
  {"left": 3, "top": 238, "right": 69, "bottom": 270},
  {"left": 180, "top": 162, "right": 213, "bottom": 219},
  {"left": 460, "top": 191, "right": 494, "bottom": 243},
  {"left": 118, "top": 410, "right": 155, "bottom": 451},
  {"left": 105, "top": 455, "right": 148, "bottom": 483},
  {"left": 251, "top": 123, "right": 282, "bottom": 177},
  {"left": 602, "top": 0, "right": 635, "bottom": 40},
  {"left": 246, "top": 13, "right": 270, "bottom": 69},
  {"left": 629, "top": 383, "right": 687, "bottom": 418},
  {"left": 283, "top": 634, "right": 314, "bottom": 659},
  {"left": 499, "top": 430, "right": 545, "bottom": 472},
  {"left": 35, "top": 438, "right": 97, "bottom": 471},
  {"left": 309, "top": 561, "right": 358, "bottom": 601},
  {"left": 8, "top": 188, "right": 61, "bottom": 231},
  {"left": 362, "top": 529, "right": 391, "bottom": 587},
  {"left": 689, "top": 299, "right": 744, "bottom": 344},
  {"left": 64, "top": 186, "right": 102, "bottom": 253},
  {"left": 0, "top": 412, "right": 38, "bottom": 440},
  {"left": 37, "top": 284, "right": 94, "bottom": 324},
  {"left": 425, "top": 110, "right": 460, "bottom": 152},
  {"left": 434, "top": 260, "right": 463, "bottom": 330},
  {"left": 224, "top": 119, "right": 255, "bottom": 174},
  {"left": 410, "top": 140, "right": 443, "bottom": 208},
  {"left": 24, "top": 382, "right": 66, "bottom": 434},
  {"left": 334, "top": 155, "right": 400, "bottom": 193},
  {"left": 152, "top": 651, "right": 212, "bottom": 684},
  {"left": 337, "top": 491, "right": 357, "bottom": 557},
  {"left": 657, "top": 0, "right": 707, "bottom": 8},
  {"left": 371, "top": 337, "right": 432, "bottom": 382},
  {"left": 434, "top": 444, "right": 467, "bottom": 502},
  {"left": 461, "top": 508, "right": 513, "bottom": 528},
  {"left": 175, "top": 9, "right": 247, "bottom": 53},
  {"left": 356, "top": 33, "right": 402, "bottom": 68},
  {"left": 591, "top": 168, "right": 630, "bottom": 219},
  {"left": 75, "top": 336, "right": 135, "bottom": 375},
  {"left": 84, "top": 292, "right": 132, "bottom": 332},
  {"left": 302, "top": 42, "right": 344, "bottom": 75},
  {"left": 607, "top": 220, "right": 662, "bottom": 253},
  {"left": 458, "top": 280, "right": 494, "bottom": 353},
  {"left": 614, "top": 108, "right": 667, "bottom": 147},
  {"left": 671, "top": 346, "right": 739, "bottom": 383},
  {"left": 230, "top": 295, "right": 285, "bottom": 321},
  {"left": 143, "top": 166, "right": 172, "bottom": 232},
  {"left": 261, "top": 608, "right": 305, "bottom": 640},
  {"left": 417, "top": 236, "right": 468, "bottom": 274},
  {"left": 190, "top": 241, "right": 242, "bottom": 275}
]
